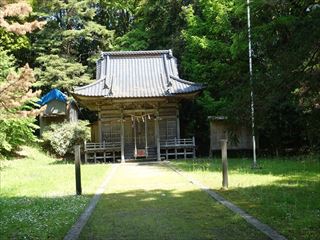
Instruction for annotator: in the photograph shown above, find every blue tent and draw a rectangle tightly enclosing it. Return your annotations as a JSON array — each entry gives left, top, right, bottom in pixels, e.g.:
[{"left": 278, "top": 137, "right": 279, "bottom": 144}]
[{"left": 38, "top": 89, "right": 67, "bottom": 106}]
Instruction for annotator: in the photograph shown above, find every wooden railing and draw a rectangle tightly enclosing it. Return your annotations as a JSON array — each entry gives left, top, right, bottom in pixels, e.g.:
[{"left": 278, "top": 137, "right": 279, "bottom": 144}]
[
  {"left": 83, "top": 137, "right": 196, "bottom": 163},
  {"left": 160, "top": 137, "right": 195, "bottom": 147},
  {"left": 84, "top": 141, "right": 121, "bottom": 163},
  {"left": 84, "top": 141, "right": 121, "bottom": 151},
  {"left": 160, "top": 137, "right": 196, "bottom": 159}
]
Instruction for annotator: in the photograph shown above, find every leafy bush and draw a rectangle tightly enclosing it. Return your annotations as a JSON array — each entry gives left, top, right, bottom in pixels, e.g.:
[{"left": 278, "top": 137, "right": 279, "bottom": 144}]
[
  {"left": 0, "top": 118, "right": 38, "bottom": 155},
  {"left": 42, "top": 120, "right": 90, "bottom": 157}
]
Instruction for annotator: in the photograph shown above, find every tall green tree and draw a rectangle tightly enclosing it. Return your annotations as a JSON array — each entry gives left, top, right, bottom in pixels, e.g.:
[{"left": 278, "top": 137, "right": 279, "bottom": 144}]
[
  {"left": 241, "top": 0, "right": 320, "bottom": 151},
  {"left": 115, "top": 0, "right": 191, "bottom": 53},
  {"left": 0, "top": 1, "right": 46, "bottom": 155},
  {"left": 181, "top": 0, "right": 320, "bottom": 152},
  {"left": 32, "top": 0, "right": 115, "bottom": 92}
]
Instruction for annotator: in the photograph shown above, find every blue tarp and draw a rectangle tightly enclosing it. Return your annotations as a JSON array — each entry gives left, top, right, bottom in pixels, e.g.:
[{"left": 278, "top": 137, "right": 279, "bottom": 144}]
[{"left": 38, "top": 89, "right": 67, "bottom": 106}]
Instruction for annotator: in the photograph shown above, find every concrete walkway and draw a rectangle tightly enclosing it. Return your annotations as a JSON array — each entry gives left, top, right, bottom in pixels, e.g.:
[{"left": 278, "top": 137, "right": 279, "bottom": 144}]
[{"left": 74, "top": 162, "right": 275, "bottom": 240}]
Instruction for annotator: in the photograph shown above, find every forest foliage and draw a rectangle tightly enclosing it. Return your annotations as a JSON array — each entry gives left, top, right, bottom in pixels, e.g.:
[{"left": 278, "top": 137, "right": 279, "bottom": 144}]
[
  {"left": 0, "top": 0, "right": 319, "bottom": 155},
  {"left": 0, "top": 1, "right": 45, "bottom": 154}
]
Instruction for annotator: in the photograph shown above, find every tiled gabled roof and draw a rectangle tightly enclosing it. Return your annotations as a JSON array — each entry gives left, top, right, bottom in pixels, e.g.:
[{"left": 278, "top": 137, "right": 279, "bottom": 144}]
[{"left": 74, "top": 50, "right": 204, "bottom": 98}]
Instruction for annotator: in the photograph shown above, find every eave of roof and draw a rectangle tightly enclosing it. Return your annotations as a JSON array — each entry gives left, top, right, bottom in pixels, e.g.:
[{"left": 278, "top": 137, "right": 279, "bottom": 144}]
[{"left": 73, "top": 49, "right": 205, "bottom": 99}]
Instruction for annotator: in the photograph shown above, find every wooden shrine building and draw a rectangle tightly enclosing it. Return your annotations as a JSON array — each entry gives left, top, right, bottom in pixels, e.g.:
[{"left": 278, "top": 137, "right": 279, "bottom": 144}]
[{"left": 72, "top": 50, "right": 204, "bottom": 162}]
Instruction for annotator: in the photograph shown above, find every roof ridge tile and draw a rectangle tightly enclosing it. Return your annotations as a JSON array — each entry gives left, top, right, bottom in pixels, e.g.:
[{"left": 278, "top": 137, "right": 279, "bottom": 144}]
[{"left": 101, "top": 50, "right": 171, "bottom": 56}]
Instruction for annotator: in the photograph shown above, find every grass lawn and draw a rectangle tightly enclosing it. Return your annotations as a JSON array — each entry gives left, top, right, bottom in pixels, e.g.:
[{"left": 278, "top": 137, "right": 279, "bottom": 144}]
[
  {"left": 80, "top": 163, "right": 269, "bottom": 240},
  {"left": 0, "top": 146, "right": 111, "bottom": 239},
  {"left": 171, "top": 156, "right": 320, "bottom": 240}
]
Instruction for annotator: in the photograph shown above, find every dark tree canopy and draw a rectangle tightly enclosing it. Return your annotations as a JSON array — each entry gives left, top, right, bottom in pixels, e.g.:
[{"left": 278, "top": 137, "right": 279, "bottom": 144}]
[{"left": 1, "top": 0, "right": 319, "bottom": 154}]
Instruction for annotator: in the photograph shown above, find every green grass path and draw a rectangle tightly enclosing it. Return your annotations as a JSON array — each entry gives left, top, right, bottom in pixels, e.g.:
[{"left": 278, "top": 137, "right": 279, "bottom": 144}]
[{"left": 80, "top": 163, "right": 268, "bottom": 240}]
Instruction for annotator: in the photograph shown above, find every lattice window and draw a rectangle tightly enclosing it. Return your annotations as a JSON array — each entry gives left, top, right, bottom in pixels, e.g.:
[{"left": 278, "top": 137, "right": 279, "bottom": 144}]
[
  {"left": 159, "top": 119, "right": 177, "bottom": 140},
  {"left": 167, "top": 120, "right": 176, "bottom": 139},
  {"left": 102, "top": 124, "right": 120, "bottom": 143},
  {"left": 159, "top": 120, "right": 167, "bottom": 140}
]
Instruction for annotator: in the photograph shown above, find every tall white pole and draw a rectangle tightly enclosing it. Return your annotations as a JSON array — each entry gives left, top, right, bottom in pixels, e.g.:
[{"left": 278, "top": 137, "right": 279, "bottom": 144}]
[{"left": 247, "top": 0, "right": 257, "bottom": 167}]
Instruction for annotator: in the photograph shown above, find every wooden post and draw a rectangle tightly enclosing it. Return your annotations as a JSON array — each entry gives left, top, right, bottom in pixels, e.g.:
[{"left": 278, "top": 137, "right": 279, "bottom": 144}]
[
  {"left": 145, "top": 117, "right": 148, "bottom": 157},
  {"left": 155, "top": 111, "right": 161, "bottom": 161},
  {"left": 220, "top": 139, "right": 228, "bottom": 189},
  {"left": 98, "top": 113, "right": 102, "bottom": 142},
  {"left": 209, "top": 121, "right": 213, "bottom": 157},
  {"left": 84, "top": 141, "right": 88, "bottom": 164},
  {"left": 74, "top": 145, "right": 82, "bottom": 195},
  {"left": 192, "top": 136, "right": 196, "bottom": 158},
  {"left": 120, "top": 118, "right": 125, "bottom": 163},
  {"left": 133, "top": 119, "right": 137, "bottom": 159},
  {"left": 176, "top": 107, "right": 180, "bottom": 139}
]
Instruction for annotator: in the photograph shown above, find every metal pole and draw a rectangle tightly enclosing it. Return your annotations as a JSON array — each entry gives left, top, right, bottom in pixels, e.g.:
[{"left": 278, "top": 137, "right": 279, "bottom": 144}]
[
  {"left": 247, "top": 0, "right": 257, "bottom": 168},
  {"left": 220, "top": 139, "right": 228, "bottom": 189},
  {"left": 74, "top": 145, "right": 82, "bottom": 195}
]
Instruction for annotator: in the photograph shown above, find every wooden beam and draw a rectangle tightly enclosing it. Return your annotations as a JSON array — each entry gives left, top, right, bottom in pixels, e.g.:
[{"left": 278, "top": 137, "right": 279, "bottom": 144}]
[{"left": 124, "top": 109, "right": 155, "bottom": 114}]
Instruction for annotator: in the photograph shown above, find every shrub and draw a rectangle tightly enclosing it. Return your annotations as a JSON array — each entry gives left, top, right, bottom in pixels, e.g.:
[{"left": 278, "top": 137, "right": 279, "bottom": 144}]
[
  {"left": 42, "top": 120, "right": 90, "bottom": 157},
  {"left": 0, "top": 118, "right": 38, "bottom": 155}
]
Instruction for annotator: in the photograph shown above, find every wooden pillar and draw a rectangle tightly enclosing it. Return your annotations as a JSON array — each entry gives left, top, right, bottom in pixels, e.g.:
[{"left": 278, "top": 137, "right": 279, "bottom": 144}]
[
  {"left": 155, "top": 110, "right": 161, "bottom": 161},
  {"left": 145, "top": 117, "right": 148, "bottom": 157},
  {"left": 176, "top": 107, "right": 180, "bottom": 139},
  {"left": 120, "top": 112, "right": 125, "bottom": 163},
  {"left": 209, "top": 120, "right": 213, "bottom": 157},
  {"left": 192, "top": 136, "right": 196, "bottom": 158},
  {"left": 221, "top": 139, "right": 228, "bottom": 189},
  {"left": 133, "top": 119, "right": 137, "bottom": 159},
  {"left": 174, "top": 138, "right": 177, "bottom": 159},
  {"left": 84, "top": 141, "right": 88, "bottom": 164},
  {"left": 74, "top": 145, "right": 82, "bottom": 195},
  {"left": 98, "top": 112, "right": 102, "bottom": 142}
]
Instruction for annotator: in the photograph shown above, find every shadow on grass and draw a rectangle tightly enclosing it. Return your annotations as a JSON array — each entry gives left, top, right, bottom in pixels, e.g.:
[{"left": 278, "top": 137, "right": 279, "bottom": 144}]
[
  {"left": 2, "top": 182, "right": 319, "bottom": 240},
  {"left": 172, "top": 157, "right": 320, "bottom": 177},
  {"left": 2, "top": 160, "right": 319, "bottom": 240},
  {"left": 80, "top": 188, "right": 269, "bottom": 240},
  {"left": 219, "top": 180, "right": 320, "bottom": 240},
  {"left": 1, "top": 186, "right": 270, "bottom": 240},
  {"left": 0, "top": 149, "right": 28, "bottom": 161}
]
